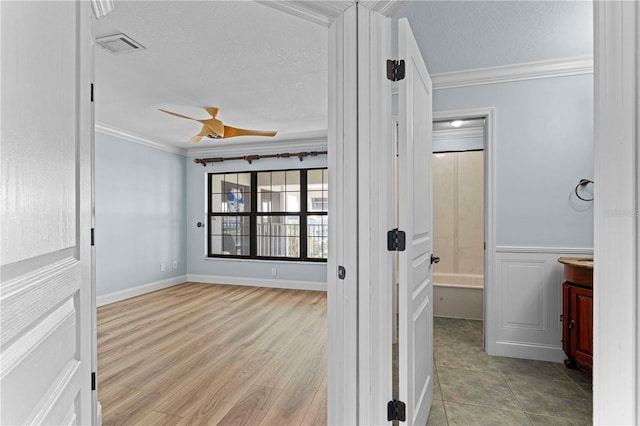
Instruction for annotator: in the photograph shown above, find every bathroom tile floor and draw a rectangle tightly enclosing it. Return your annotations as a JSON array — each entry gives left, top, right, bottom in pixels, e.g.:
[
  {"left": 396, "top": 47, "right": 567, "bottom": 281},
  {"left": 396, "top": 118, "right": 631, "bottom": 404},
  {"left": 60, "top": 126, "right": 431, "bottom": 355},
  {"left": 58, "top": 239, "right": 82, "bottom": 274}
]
[{"left": 428, "top": 317, "right": 592, "bottom": 426}]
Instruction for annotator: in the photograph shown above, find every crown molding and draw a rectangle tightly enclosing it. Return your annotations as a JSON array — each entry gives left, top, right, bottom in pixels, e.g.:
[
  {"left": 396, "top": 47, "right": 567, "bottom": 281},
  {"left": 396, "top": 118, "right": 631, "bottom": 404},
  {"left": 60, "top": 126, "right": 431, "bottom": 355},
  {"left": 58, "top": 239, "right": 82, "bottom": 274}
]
[
  {"left": 185, "top": 131, "right": 328, "bottom": 158},
  {"left": 431, "top": 55, "right": 594, "bottom": 90},
  {"left": 91, "top": 0, "right": 114, "bottom": 18},
  {"left": 254, "top": 0, "right": 355, "bottom": 27},
  {"left": 95, "top": 123, "right": 187, "bottom": 156},
  {"left": 360, "top": 0, "right": 407, "bottom": 17},
  {"left": 433, "top": 127, "right": 483, "bottom": 141}
]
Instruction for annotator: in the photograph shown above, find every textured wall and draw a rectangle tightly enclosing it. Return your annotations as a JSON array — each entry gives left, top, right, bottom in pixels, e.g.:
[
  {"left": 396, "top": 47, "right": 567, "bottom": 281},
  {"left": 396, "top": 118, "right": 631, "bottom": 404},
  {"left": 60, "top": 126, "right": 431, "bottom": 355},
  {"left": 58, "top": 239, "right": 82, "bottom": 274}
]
[{"left": 95, "top": 132, "right": 187, "bottom": 297}]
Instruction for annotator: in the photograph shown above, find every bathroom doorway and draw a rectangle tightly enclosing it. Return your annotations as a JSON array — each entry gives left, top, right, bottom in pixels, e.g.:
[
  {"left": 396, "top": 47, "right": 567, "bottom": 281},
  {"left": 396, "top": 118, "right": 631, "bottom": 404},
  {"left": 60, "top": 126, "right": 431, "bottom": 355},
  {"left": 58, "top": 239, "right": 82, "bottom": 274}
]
[{"left": 432, "top": 118, "right": 485, "bottom": 321}]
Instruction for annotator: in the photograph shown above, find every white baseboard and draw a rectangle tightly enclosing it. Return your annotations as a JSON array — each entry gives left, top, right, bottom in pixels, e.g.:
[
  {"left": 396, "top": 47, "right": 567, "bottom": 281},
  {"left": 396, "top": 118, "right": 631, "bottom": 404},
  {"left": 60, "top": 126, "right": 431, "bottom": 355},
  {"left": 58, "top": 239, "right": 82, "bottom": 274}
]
[
  {"left": 187, "top": 274, "right": 327, "bottom": 292},
  {"left": 96, "top": 275, "right": 187, "bottom": 307},
  {"left": 491, "top": 341, "right": 566, "bottom": 364}
]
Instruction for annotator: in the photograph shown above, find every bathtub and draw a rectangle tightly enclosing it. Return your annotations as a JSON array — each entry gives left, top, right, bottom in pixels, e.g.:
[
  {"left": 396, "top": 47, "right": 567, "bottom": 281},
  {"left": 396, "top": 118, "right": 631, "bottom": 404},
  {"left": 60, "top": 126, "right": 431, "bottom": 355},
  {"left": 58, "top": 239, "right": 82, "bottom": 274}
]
[{"left": 433, "top": 273, "right": 483, "bottom": 320}]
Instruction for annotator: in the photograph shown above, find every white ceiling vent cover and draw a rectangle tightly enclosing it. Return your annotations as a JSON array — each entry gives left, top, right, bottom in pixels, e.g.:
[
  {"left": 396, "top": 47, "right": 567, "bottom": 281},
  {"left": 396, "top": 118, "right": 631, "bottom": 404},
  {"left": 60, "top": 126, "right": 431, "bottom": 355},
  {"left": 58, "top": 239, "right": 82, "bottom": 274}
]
[{"left": 96, "top": 33, "right": 145, "bottom": 54}]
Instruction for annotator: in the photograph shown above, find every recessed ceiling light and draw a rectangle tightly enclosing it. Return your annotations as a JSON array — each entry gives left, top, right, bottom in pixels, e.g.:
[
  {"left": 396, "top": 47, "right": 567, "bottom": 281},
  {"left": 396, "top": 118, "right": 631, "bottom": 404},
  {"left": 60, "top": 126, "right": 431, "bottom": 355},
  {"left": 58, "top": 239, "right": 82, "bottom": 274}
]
[
  {"left": 95, "top": 33, "right": 146, "bottom": 55},
  {"left": 450, "top": 120, "right": 464, "bottom": 128}
]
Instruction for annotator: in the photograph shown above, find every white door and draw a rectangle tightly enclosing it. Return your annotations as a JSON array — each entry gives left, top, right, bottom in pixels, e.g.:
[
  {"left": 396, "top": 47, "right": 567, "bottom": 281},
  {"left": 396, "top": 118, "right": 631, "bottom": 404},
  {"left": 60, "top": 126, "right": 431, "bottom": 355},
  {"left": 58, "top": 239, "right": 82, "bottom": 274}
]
[
  {"left": 1, "top": 1, "right": 94, "bottom": 424},
  {"left": 397, "top": 17, "right": 434, "bottom": 426}
]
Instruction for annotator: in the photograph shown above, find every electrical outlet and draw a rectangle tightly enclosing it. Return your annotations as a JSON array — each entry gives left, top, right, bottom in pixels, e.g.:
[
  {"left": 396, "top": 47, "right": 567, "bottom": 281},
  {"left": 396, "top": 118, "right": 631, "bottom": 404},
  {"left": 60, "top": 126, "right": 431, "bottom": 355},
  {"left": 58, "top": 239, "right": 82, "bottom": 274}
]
[
  {"left": 160, "top": 262, "right": 166, "bottom": 272},
  {"left": 172, "top": 261, "right": 178, "bottom": 270},
  {"left": 271, "top": 268, "right": 277, "bottom": 277}
]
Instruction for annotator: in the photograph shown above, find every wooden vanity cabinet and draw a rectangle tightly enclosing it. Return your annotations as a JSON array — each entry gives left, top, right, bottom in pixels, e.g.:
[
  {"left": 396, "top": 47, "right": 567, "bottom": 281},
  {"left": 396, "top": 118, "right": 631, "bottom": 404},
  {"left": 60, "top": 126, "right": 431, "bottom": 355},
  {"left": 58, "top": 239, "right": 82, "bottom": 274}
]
[{"left": 560, "top": 260, "right": 593, "bottom": 377}]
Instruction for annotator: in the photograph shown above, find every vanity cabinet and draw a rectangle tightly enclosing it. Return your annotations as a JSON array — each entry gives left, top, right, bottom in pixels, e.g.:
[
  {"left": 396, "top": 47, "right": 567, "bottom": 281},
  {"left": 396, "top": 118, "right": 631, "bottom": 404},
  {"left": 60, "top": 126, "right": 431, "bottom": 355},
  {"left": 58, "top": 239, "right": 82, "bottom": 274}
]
[{"left": 559, "top": 258, "right": 593, "bottom": 377}]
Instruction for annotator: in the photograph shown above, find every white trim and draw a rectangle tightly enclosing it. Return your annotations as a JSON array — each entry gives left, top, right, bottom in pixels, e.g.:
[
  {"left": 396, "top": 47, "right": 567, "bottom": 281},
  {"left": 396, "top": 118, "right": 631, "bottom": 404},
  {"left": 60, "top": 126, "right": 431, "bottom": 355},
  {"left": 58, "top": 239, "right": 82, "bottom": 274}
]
[
  {"left": 360, "top": 0, "right": 407, "bottom": 17},
  {"left": 433, "top": 107, "right": 495, "bottom": 356},
  {"left": 95, "top": 123, "right": 187, "bottom": 156},
  {"left": 254, "top": 0, "right": 354, "bottom": 27},
  {"left": 432, "top": 56, "right": 593, "bottom": 90},
  {"left": 187, "top": 274, "right": 326, "bottom": 291},
  {"left": 96, "top": 275, "right": 187, "bottom": 307},
  {"left": 433, "top": 127, "right": 483, "bottom": 141},
  {"left": 91, "top": 0, "right": 114, "bottom": 18},
  {"left": 492, "top": 341, "right": 565, "bottom": 363},
  {"left": 593, "top": 1, "right": 639, "bottom": 424},
  {"left": 496, "top": 246, "right": 594, "bottom": 255},
  {"left": 327, "top": 5, "right": 359, "bottom": 425},
  {"left": 356, "top": 7, "right": 393, "bottom": 425},
  {"left": 185, "top": 132, "right": 328, "bottom": 157}
]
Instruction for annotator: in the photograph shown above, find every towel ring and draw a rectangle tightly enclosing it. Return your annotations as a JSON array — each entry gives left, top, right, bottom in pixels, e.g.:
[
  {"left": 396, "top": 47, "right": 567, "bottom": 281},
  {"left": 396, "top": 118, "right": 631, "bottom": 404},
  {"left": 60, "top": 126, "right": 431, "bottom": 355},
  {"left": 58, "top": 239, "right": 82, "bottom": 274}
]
[{"left": 575, "top": 179, "right": 593, "bottom": 202}]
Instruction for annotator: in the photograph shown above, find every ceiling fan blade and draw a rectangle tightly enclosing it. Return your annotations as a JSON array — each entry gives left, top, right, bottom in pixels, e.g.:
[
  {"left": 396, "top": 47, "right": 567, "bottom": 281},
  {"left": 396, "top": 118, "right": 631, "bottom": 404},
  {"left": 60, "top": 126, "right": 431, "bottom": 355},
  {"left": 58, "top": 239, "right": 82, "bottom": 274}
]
[
  {"left": 189, "top": 124, "right": 213, "bottom": 143},
  {"left": 222, "top": 126, "right": 277, "bottom": 139},
  {"left": 205, "top": 107, "right": 220, "bottom": 118},
  {"left": 159, "top": 108, "right": 198, "bottom": 121}
]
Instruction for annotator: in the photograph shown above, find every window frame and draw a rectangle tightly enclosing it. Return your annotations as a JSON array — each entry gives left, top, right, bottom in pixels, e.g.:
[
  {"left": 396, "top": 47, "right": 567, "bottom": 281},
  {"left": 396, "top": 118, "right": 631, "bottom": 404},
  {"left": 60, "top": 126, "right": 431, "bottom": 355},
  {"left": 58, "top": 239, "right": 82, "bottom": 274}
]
[{"left": 207, "top": 167, "right": 328, "bottom": 262}]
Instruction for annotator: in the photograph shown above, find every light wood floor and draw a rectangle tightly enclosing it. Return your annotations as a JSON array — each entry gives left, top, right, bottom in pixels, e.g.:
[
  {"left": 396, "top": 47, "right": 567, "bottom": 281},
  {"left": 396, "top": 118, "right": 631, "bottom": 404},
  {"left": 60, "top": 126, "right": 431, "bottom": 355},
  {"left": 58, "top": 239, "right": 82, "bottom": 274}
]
[{"left": 97, "top": 282, "right": 327, "bottom": 425}]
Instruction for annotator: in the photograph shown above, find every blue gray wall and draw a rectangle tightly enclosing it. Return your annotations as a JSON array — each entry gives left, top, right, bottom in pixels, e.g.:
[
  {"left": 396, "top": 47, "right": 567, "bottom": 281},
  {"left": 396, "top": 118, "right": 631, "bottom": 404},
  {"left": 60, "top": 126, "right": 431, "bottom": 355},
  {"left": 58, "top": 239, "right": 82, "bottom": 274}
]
[
  {"left": 95, "top": 133, "right": 187, "bottom": 298},
  {"left": 434, "top": 76, "right": 594, "bottom": 248},
  {"left": 186, "top": 153, "right": 328, "bottom": 287},
  {"left": 397, "top": 1, "right": 594, "bottom": 249}
]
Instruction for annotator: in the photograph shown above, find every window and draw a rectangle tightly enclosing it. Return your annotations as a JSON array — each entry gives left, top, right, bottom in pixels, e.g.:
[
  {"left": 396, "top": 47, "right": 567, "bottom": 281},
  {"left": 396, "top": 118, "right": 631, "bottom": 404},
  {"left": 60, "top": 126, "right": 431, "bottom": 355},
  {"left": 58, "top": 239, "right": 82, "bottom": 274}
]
[{"left": 208, "top": 168, "right": 328, "bottom": 261}]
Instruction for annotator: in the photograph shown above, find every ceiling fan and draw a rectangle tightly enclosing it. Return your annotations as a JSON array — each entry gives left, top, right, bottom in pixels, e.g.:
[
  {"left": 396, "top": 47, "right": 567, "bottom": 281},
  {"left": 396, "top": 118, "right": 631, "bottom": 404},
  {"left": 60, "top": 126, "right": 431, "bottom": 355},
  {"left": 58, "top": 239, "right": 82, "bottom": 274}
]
[{"left": 159, "top": 107, "right": 277, "bottom": 143}]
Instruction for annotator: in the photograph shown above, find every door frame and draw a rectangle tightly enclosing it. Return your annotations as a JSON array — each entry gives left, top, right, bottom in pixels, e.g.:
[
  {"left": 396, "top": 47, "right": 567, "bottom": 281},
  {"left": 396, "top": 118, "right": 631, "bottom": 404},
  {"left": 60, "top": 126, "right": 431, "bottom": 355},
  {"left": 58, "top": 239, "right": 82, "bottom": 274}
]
[
  {"left": 432, "top": 108, "right": 495, "bottom": 352},
  {"left": 593, "top": 0, "right": 639, "bottom": 423}
]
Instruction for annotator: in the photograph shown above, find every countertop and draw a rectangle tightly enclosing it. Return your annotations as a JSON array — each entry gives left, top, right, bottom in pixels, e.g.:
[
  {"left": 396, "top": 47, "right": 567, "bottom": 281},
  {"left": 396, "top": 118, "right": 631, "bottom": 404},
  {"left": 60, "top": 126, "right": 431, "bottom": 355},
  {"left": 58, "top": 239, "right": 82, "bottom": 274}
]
[{"left": 557, "top": 257, "right": 593, "bottom": 270}]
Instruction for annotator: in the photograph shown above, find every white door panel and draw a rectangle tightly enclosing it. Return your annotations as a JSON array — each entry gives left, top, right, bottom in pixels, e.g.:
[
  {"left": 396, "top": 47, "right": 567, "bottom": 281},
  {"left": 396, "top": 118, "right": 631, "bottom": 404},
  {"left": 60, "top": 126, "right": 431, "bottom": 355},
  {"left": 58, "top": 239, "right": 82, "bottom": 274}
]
[
  {"left": 1, "top": 1, "right": 94, "bottom": 424},
  {"left": 397, "top": 17, "right": 434, "bottom": 426}
]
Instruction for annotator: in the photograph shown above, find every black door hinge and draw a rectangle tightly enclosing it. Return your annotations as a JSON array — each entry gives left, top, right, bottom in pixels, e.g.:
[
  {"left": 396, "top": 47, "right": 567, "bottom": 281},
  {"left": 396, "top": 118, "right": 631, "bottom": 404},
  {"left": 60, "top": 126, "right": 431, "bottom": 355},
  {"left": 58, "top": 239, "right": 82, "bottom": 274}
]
[
  {"left": 91, "top": 372, "right": 96, "bottom": 391},
  {"left": 387, "top": 59, "right": 405, "bottom": 81},
  {"left": 91, "top": 228, "right": 95, "bottom": 246},
  {"left": 90, "top": 84, "right": 94, "bottom": 102},
  {"left": 387, "top": 228, "right": 406, "bottom": 251},
  {"left": 387, "top": 399, "right": 406, "bottom": 422}
]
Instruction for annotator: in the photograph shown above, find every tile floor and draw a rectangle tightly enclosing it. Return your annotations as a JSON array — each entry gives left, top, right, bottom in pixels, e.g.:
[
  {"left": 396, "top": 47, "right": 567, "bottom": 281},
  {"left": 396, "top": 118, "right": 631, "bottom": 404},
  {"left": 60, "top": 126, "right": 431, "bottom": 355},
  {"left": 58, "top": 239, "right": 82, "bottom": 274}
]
[{"left": 428, "top": 317, "right": 592, "bottom": 425}]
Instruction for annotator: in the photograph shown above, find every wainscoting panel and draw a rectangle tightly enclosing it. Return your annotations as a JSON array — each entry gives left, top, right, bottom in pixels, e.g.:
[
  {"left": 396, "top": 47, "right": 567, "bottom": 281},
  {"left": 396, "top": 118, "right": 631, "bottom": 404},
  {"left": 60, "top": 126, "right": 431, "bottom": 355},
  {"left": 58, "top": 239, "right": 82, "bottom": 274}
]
[{"left": 491, "top": 247, "right": 592, "bottom": 362}]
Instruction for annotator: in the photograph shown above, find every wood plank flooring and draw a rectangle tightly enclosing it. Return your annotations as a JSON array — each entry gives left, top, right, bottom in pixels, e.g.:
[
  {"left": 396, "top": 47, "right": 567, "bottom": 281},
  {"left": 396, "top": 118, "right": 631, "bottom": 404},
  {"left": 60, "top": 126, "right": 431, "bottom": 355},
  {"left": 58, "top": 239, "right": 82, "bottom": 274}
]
[{"left": 97, "top": 282, "right": 327, "bottom": 426}]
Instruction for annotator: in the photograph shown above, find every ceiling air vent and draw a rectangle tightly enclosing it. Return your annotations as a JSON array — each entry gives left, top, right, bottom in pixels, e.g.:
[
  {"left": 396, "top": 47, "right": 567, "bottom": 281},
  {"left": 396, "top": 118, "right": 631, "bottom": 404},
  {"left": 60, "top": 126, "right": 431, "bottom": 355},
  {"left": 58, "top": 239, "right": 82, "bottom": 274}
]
[{"left": 95, "top": 33, "right": 145, "bottom": 54}]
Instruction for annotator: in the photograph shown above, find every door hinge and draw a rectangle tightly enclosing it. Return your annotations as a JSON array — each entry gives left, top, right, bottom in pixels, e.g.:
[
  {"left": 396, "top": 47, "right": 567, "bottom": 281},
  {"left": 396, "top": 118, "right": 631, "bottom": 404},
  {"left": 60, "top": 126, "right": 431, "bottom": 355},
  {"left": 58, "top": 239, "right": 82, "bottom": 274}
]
[
  {"left": 387, "top": 228, "right": 406, "bottom": 251},
  {"left": 387, "top": 59, "right": 405, "bottom": 81},
  {"left": 90, "top": 83, "right": 94, "bottom": 102},
  {"left": 91, "top": 372, "right": 96, "bottom": 391},
  {"left": 91, "top": 228, "right": 95, "bottom": 246},
  {"left": 387, "top": 399, "right": 406, "bottom": 422}
]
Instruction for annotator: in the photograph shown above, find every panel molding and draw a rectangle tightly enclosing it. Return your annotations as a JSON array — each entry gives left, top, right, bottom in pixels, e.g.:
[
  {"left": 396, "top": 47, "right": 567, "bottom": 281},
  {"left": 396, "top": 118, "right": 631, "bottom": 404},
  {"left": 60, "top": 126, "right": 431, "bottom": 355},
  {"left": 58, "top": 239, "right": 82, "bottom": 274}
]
[
  {"left": 432, "top": 55, "right": 593, "bottom": 90},
  {"left": 490, "top": 248, "right": 590, "bottom": 362},
  {"left": 96, "top": 275, "right": 187, "bottom": 307},
  {"left": 187, "top": 274, "right": 327, "bottom": 292}
]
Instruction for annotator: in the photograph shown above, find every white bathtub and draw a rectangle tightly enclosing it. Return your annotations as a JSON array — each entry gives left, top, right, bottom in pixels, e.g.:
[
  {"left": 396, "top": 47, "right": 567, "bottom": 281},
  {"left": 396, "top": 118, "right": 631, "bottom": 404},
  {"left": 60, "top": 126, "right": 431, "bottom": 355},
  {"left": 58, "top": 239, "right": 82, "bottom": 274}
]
[{"left": 433, "top": 273, "right": 483, "bottom": 320}]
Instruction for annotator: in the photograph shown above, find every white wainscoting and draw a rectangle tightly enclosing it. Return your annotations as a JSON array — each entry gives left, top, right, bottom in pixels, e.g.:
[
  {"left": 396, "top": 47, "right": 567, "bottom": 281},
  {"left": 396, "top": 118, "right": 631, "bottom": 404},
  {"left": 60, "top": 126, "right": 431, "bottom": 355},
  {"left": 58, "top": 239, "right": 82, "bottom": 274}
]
[
  {"left": 490, "top": 247, "right": 593, "bottom": 362},
  {"left": 187, "top": 274, "right": 327, "bottom": 292},
  {"left": 96, "top": 275, "right": 187, "bottom": 307}
]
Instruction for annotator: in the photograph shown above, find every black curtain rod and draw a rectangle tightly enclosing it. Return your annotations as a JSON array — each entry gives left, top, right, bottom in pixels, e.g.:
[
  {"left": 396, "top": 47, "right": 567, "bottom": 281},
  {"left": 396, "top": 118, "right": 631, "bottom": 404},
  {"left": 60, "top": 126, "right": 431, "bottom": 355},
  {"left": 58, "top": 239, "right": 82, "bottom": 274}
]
[{"left": 193, "top": 150, "right": 328, "bottom": 167}]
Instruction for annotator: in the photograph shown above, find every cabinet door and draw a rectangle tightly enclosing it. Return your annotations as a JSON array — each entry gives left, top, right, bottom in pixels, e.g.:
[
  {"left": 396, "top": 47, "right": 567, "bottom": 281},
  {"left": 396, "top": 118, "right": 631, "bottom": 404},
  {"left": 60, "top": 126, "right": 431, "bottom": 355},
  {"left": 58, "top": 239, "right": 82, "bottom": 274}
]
[
  {"left": 570, "top": 285, "right": 593, "bottom": 364},
  {"left": 562, "top": 282, "right": 572, "bottom": 355}
]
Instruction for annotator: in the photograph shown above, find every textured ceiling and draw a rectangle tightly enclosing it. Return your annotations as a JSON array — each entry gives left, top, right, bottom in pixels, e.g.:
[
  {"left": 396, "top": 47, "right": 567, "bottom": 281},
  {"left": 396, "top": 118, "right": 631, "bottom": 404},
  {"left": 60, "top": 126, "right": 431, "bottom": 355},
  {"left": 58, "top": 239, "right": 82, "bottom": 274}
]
[
  {"left": 395, "top": 1, "right": 593, "bottom": 74},
  {"left": 93, "top": 1, "right": 328, "bottom": 150}
]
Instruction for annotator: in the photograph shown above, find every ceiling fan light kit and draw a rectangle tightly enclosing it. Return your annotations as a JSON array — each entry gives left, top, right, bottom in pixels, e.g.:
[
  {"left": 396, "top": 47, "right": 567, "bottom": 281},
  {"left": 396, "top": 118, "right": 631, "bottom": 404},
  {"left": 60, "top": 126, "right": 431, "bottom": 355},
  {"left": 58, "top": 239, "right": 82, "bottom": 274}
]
[{"left": 159, "top": 107, "right": 277, "bottom": 143}]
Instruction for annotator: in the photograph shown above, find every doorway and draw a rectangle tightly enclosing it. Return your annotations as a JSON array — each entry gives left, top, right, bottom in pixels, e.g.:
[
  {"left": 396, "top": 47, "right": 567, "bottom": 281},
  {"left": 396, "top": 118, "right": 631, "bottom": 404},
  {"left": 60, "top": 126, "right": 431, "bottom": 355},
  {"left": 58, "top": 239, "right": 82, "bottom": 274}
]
[
  {"left": 432, "top": 118, "right": 485, "bottom": 321},
  {"left": 432, "top": 108, "right": 496, "bottom": 353}
]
